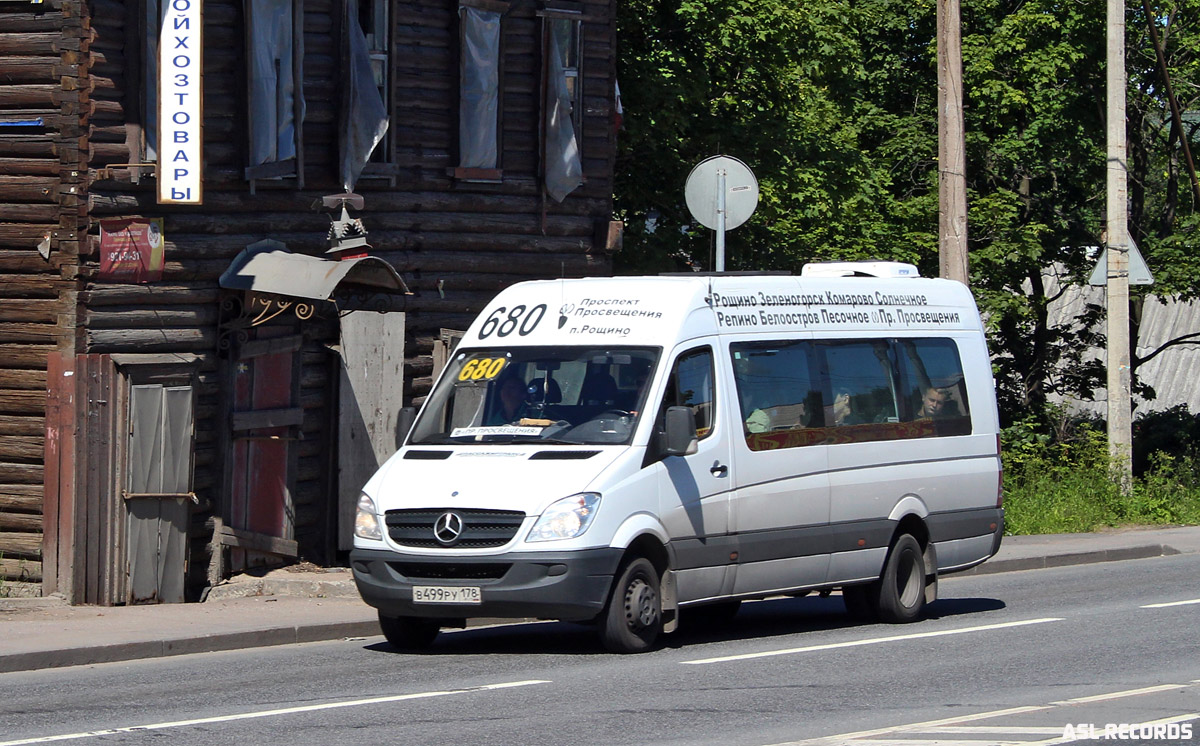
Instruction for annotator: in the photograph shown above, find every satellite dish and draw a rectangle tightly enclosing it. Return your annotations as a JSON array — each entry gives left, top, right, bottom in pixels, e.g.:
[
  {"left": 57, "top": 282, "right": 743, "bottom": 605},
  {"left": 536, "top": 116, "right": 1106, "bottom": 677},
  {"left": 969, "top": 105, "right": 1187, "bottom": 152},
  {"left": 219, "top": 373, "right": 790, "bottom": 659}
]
[{"left": 685, "top": 156, "right": 759, "bottom": 231}]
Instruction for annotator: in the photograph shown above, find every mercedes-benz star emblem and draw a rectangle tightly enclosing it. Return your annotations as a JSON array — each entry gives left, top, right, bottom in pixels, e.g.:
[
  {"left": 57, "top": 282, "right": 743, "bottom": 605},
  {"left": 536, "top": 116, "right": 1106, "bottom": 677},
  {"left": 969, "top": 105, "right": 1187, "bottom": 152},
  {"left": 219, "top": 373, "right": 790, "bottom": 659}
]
[{"left": 433, "top": 512, "right": 464, "bottom": 545}]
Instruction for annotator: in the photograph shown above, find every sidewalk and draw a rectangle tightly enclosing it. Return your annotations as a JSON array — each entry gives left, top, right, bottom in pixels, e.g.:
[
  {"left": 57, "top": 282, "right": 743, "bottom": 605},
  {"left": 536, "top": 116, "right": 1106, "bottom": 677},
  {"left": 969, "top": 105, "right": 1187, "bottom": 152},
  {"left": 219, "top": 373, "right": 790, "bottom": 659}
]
[{"left": 3, "top": 525, "right": 1199, "bottom": 674}]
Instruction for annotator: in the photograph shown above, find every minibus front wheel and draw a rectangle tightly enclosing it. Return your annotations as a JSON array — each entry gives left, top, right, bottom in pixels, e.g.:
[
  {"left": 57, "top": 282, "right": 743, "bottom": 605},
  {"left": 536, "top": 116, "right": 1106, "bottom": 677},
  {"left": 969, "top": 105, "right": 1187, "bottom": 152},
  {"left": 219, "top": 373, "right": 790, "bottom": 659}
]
[
  {"left": 378, "top": 613, "right": 440, "bottom": 650},
  {"left": 599, "top": 557, "right": 662, "bottom": 653}
]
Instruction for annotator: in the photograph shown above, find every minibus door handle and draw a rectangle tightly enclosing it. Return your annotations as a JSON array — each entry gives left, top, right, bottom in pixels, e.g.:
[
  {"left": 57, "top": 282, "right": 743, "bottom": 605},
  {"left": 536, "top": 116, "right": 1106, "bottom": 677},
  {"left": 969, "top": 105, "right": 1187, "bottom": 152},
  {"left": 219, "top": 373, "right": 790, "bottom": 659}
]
[{"left": 710, "top": 461, "right": 729, "bottom": 478}]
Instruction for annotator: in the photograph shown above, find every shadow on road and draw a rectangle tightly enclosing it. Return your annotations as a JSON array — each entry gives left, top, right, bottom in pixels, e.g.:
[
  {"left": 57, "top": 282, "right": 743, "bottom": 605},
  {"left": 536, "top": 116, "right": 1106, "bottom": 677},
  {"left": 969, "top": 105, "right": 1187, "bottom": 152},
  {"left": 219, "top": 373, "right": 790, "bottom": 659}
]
[{"left": 363, "top": 593, "right": 1006, "bottom": 657}]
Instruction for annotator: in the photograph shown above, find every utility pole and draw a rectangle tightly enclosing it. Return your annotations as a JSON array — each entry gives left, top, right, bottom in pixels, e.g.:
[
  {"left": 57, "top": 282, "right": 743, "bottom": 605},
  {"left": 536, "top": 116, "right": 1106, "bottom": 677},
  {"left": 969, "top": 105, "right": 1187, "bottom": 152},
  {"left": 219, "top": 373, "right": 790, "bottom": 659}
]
[
  {"left": 1106, "top": 0, "right": 1133, "bottom": 489},
  {"left": 938, "top": 0, "right": 969, "bottom": 285}
]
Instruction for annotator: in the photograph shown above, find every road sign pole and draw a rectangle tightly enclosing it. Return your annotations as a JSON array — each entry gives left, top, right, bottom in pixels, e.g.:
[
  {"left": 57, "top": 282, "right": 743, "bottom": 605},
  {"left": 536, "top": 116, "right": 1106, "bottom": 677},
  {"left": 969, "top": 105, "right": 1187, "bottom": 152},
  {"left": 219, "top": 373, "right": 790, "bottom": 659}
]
[
  {"left": 685, "top": 155, "right": 758, "bottom": 272},
  {"left": 716, "top": 168, "right": 727, "bottom": 272}
]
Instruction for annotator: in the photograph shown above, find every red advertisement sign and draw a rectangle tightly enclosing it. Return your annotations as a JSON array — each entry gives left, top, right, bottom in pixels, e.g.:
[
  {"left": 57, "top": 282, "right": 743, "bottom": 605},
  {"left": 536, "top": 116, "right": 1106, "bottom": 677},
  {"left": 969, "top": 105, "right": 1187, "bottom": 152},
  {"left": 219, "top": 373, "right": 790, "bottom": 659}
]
[{"left": 99, "top": 219, "right": 165, "bottom": 282}]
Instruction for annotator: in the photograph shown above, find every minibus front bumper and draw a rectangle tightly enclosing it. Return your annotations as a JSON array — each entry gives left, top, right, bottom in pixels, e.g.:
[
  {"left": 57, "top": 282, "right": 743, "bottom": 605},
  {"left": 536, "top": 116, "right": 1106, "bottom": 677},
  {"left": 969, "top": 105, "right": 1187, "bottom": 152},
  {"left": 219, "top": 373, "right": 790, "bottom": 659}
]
[{"left": 350, "top": 546, "right": 625, "bottom": 622}]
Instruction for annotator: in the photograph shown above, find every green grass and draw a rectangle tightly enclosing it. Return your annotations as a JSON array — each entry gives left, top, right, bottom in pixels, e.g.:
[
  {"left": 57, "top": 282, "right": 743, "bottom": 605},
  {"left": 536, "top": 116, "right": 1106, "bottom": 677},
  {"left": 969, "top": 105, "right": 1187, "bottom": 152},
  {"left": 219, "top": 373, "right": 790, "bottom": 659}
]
[{"left": 1002, "top": 424, "right": 1200, "bottom": 535}]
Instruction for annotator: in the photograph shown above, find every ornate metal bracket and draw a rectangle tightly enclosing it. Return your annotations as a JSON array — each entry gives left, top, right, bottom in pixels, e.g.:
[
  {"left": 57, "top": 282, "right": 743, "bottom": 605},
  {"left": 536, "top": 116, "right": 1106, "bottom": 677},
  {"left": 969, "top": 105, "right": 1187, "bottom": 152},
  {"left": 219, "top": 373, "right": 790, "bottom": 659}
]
[{"left": 218, "top": 292, "right": 329, "bottom": 352}]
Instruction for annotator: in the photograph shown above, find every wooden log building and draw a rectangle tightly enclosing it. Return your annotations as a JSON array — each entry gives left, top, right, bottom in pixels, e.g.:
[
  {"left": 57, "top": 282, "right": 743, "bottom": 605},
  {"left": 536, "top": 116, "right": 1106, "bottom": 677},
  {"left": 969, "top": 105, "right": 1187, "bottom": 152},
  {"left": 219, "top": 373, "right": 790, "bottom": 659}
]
[{"left": 0, "top": 0, "right": 619, "bottom": 603}]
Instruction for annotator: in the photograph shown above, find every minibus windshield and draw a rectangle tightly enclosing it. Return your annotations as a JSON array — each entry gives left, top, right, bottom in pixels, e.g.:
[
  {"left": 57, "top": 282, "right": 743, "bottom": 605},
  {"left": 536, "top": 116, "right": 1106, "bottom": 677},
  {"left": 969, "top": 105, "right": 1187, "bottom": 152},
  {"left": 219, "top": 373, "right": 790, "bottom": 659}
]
[{"left": 409, "top": 346, "right": 660, "bottom": 446}]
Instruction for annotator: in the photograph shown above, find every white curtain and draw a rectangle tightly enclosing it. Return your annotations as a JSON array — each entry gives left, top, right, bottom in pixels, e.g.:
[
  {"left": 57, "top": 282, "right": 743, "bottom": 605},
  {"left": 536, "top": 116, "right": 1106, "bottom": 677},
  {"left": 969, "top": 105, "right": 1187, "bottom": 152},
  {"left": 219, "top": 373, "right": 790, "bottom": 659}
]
[
  {"left": 341, "top": 0, "right": 389, "bottom": 191},
  {"left": 544, "top": 21, "right": 582, "bottom": 202},
  {"left": 459, "top": 6, "right": 501, "bottom": 169}
]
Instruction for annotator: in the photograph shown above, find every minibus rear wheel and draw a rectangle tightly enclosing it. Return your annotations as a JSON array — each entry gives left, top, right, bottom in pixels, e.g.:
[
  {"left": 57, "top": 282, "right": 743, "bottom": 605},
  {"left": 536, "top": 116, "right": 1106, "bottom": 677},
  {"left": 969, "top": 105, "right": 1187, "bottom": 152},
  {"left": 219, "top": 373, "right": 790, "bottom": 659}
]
[
  {"left": 599, "top": 557, "right": 662, "bottom": 653},
  {"left": 378, "top": 613, "right": 440, "bottom": 650},
  {"left": 876, "top": 533, "right": 926, "bottom": 623}
]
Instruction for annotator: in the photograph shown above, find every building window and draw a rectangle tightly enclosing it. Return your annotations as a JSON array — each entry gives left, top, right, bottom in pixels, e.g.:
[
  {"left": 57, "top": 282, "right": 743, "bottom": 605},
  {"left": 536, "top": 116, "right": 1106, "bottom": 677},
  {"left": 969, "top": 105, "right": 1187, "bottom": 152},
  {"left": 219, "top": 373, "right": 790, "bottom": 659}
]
[
  {"left": 541, "top": 9, "right": 583, "bottom": 201},
  {"left": 244, "top": 0, "right": 305, "bottom": 184},
  {"left": 455, "top": 1, "right": 507, "bottom": 181},
  {"left": 342, "top": 0, "right": 391, "bottom": 190}
]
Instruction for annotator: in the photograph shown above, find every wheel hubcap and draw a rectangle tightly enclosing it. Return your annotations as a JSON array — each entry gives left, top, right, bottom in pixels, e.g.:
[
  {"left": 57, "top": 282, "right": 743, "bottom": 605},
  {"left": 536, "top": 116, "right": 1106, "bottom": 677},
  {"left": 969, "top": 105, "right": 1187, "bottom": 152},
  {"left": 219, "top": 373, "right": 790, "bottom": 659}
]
[{"left": 624, "top": 578, "right": 658, "bottom": 629}]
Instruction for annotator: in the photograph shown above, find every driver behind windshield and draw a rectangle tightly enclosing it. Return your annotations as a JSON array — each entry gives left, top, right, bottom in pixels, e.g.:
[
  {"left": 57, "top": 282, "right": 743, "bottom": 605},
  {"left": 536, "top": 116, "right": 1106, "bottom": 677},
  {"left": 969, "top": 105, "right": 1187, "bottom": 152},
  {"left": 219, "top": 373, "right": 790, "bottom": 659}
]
[{"left": 487, "top": 373, "right": 533, "bottom": 425}]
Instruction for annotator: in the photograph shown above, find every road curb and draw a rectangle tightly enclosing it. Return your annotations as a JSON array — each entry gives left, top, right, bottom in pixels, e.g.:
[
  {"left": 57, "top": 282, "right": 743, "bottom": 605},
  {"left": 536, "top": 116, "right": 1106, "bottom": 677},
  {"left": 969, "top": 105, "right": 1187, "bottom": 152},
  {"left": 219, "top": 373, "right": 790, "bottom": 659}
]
[
  {"left": 959, "top": 543, "right": 1179, "bottom": 575},
  {"left": 0, "top": 620, "right": 381, "bottom": 675}
]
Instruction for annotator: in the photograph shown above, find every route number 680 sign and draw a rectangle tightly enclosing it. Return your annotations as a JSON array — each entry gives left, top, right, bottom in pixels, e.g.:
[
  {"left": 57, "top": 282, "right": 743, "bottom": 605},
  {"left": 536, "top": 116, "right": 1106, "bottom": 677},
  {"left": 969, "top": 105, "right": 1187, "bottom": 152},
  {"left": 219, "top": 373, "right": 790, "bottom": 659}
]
[{"left": 478, "top": 304, "right": 548, "bottom": 339}]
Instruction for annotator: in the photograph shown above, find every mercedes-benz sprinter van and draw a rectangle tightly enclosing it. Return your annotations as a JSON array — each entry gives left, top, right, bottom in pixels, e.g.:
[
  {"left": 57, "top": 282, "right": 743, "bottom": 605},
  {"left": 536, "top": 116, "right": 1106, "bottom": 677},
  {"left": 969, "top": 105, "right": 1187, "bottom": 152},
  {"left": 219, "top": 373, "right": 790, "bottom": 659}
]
[{"left": 351, "top": 262, "right": 1004, "bottom": 652}]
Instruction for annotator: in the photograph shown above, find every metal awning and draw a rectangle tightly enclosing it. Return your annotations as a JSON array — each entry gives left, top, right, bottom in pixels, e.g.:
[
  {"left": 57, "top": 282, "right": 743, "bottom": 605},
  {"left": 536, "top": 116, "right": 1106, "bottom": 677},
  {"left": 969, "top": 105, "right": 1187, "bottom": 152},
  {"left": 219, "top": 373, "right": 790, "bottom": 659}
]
[{"left": 219, "top": 239, "right": 409, "bottom": 301}]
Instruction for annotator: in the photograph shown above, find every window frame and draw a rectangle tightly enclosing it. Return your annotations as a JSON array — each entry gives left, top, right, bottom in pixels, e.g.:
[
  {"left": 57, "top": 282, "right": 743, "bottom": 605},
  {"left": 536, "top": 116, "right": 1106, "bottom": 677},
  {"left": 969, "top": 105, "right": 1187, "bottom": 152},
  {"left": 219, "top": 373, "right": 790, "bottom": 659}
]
[
  {"left": 540, "top": 10, "right": 583, "bottom": 148},
  {"left": 731, "top": 337, "right": 974, "bottom": 452},
  {"left": 453, "top": 0, "right": 509, "bottom": 182},
  {"left": 242, "top": 0, "right": 306, "bottom": 188},
  {"left": 658, "top": 345, "right": 716, "bottom": 442},
  {"left": 354, "top": 0, "right": 395, "bottom": 183},
  {"left": 538, "top": 3, "right": 586, "bottom": 201}
]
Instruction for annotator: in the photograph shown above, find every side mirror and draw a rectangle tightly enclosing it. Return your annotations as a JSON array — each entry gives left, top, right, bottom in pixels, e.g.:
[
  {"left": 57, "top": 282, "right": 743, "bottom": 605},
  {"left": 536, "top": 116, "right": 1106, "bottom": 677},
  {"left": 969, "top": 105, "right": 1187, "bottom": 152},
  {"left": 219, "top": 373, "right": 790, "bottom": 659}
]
[
  {"left": 396, "top": 406, "right": 416, "bottom": 447},
  {"left": 663, "top": 406, "right": 698, "bottom": 456}
]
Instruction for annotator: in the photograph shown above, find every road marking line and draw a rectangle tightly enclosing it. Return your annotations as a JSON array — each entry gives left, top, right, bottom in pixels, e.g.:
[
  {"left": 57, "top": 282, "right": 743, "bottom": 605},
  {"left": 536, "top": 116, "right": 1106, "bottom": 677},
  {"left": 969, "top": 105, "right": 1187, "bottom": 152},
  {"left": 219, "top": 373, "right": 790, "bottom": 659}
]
[
  {"left": 764, "top": 682, "right": 1200, "bottom": 745},
  {"left": 0, "top": 679, "right": 550, "bottom": 746},
  {"left": 1050, "top": 682, "right": 1191, "bottom": 704},
  {"left": 681, "top": 617, "right": 1065, "bottom": 665},
  {"left": 831, "top": 740, "right": 1027, "bottom": 746},
  {"left": 1141, "top": 598, "right": 1200, "bottom": 608},
  {"left": 762, "top": 706, "right": 1054, "bottom": 745},
  {"left": 1023, "top": 713, "right": 1199, "bottom": 745},
  {"left": 922, "top": 725, "right": 1064, "bottom": 734}
]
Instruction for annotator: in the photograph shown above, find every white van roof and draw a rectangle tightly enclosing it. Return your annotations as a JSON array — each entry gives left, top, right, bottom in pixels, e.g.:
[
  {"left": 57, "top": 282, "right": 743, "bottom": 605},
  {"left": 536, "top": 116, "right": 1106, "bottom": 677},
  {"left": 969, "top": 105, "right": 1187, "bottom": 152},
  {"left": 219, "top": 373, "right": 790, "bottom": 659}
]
[
  {"left": 800, "top": 261, "right": 920, "bottom": 278},
  {"left": 460, "top": 269, "right": 980, "bottom": 348}
]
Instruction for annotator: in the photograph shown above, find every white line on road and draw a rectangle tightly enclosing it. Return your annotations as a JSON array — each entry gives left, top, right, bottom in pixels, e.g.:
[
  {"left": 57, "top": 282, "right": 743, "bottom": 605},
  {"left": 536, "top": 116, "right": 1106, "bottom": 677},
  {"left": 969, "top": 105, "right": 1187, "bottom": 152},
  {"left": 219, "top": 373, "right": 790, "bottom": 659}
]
[
  {"left": 762, "top": 705, "right": 1055, "bottom": 745},
  {"left": 763, "top": 683, "right": 1199, "bottom": 746},
  {"left": 922, "top": 725, "right": 1064, "bottom": 734},
  {"left": 827, "top": 740, "right": 1026, "bottom": 746},
  {"left": 681, "top": 617, "right": 1065, "bottom": 665},
  {"left": 1141, "top": 598, "right": 1200, "bottom": 608},
  {"left": 1051, "top": 682, "right": 1191, "bottom": 705},
  {"left": 1024, "top": 713, "right": 1199, "bottom": 745},
  {"left": 0, "top": 679, "right": 550, "bottom": 746}
]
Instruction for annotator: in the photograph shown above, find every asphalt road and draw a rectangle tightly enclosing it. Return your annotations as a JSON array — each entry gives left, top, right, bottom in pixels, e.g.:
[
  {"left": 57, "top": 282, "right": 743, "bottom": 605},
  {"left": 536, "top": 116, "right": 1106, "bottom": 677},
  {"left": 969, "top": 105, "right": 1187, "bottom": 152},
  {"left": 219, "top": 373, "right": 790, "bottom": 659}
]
[{"left": 2, "top": 554, "right": 1198, "bottom": 746}]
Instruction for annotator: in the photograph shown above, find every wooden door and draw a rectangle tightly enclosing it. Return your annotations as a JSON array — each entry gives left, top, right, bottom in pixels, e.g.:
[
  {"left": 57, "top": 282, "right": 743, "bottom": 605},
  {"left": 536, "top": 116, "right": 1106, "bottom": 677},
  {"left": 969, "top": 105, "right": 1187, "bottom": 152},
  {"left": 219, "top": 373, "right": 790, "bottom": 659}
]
[
  {"left": 227, "top": 331, "right": 302, "bottom": 570},
  {"left": 126, "top": 384, "right": 194, "bottom": 604}
]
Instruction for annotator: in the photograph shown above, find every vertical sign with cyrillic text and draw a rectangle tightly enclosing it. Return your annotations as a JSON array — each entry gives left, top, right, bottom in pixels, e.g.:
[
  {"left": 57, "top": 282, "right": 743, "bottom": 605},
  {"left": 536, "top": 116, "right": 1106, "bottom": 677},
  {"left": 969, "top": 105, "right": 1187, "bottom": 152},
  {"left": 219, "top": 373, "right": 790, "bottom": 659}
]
[{"left": 158, "top": 0, "right": 203, "bottom": 204}]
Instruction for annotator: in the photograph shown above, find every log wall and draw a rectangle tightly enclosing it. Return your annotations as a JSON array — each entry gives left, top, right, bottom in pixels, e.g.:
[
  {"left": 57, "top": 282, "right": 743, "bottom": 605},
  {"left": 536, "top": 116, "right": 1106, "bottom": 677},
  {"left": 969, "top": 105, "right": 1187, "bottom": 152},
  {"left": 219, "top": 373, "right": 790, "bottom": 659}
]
[
  {"left": 1, "top": 0, "right": 618, "bottom": 587},
  {"left": 0, "top": 0, "right": 88, "bottom": 586}
]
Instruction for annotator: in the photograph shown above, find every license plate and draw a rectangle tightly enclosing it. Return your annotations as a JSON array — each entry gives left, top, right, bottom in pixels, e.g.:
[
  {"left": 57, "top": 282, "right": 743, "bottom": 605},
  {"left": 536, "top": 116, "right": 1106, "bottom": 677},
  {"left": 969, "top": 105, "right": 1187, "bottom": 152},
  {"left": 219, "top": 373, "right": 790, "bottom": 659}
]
[{"left": 413, "top": 585, "right": 482, "bottom": 605}]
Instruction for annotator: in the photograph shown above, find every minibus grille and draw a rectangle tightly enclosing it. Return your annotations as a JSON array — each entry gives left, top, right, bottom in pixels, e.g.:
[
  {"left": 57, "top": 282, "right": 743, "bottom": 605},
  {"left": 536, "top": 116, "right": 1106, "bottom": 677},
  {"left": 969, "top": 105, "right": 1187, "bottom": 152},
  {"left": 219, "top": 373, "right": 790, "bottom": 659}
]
[
  {"left": 391, "top": 562, "right": 511, "bottom": 580},
  {"left": 385, "top": 508, "right": 526, "bottom": 548}
]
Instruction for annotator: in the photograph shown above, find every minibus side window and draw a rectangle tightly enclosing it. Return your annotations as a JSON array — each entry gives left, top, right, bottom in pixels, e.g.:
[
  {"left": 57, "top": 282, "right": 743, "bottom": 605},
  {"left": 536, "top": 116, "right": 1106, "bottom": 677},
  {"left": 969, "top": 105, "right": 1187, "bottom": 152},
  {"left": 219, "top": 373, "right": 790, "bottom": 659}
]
[
  {"left": 822, "top": 341, "right": 900, "bottom": 428},
  {"left": 895, "top": 338, "right": 972, "bottom": 436},
  {"left": 730, "top": 341, "right": 824, "bottom": 451},
  {"left": 660, "top": 347, "right": 715, "bottom": 440}
]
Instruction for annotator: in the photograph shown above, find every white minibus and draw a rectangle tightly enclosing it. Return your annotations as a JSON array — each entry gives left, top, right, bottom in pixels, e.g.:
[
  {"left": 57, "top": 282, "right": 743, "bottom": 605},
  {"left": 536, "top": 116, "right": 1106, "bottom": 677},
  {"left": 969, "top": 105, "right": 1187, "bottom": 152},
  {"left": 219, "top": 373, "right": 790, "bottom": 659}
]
[{"left": 351, "top": 262, "right": 1004, "bottom": 652}]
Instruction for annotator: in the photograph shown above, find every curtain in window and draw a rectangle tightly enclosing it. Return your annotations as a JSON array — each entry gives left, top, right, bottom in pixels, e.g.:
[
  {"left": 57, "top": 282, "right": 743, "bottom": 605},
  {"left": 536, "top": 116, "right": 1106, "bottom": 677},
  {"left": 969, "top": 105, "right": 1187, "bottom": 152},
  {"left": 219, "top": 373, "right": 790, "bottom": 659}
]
[
  {"left": 459, "top": 6, "right": 501, "bottom": 169},
  {"left": 544, "top": 20, "right": 582, "bottom": 202},
  {"left": 248, "top": 0, "right": 303, "bottom": 165},
  {"left": 341, "top": 0, "right": 389, "bottom": 191}
]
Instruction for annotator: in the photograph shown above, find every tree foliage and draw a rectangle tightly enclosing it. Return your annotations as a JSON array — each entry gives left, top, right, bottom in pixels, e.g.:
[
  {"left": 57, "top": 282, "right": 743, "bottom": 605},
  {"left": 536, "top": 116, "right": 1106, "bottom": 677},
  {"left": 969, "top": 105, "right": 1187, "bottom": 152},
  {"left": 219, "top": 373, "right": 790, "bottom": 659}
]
[{"left": 614, "top": 0, "right": 1200, "bottom": 425}]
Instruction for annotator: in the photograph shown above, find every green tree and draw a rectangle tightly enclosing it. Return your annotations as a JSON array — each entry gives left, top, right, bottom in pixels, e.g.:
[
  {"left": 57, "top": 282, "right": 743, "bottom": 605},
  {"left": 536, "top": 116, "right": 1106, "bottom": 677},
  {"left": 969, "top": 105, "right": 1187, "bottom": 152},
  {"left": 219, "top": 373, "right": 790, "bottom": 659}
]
[
  {"left": 616, "top": 0, "right": 1200, "bottom": 426},
  {"left": 614, "top": 0, "right": 939, "bottom": 274}
]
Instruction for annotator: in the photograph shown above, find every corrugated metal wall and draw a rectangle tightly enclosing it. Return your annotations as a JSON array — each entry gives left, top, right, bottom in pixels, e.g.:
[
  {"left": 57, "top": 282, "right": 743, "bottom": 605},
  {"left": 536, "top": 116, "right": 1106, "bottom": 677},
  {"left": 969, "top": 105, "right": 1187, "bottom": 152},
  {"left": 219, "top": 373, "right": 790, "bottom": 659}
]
[{"left": 1044, "top": 274, "right": 1200, "bottom": 417}]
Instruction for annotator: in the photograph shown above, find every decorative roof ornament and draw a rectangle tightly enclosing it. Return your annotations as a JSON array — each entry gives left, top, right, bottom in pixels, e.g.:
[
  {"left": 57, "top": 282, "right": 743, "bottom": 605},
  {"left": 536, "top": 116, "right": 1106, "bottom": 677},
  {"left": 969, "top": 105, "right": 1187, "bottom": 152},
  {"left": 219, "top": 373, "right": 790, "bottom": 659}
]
[{"left": 316, "top": 192, "right": 370, "bottom": 259}]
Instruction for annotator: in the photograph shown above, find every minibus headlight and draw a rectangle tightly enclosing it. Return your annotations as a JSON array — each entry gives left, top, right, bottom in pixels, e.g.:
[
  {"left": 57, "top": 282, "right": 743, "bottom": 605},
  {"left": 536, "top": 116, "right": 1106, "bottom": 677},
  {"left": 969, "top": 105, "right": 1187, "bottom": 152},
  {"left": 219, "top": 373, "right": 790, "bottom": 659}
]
[
  {"left": 527, "top": 493, "right": 601, "bottom": 542},
  {"left": 354, "top": 494, "right": 383, "bottom": 541}
]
